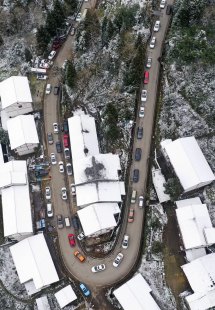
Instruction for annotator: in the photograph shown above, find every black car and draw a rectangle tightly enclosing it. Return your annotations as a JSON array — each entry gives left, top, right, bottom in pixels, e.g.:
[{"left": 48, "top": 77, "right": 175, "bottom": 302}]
[
  {"left": 166, "top": 4, "right": 173, "bottom": 15},
  {"left": 56, "top": 141, "right": 62, "bottom": 153},
  {"left": 47, "top": 133, "right": 54, "bottom": 145},
  {"left": 63, "top": 120, "right": 69, "bottom": 133},
  {"left": 135, "top": 148, "right": 142, "bottom": 161},
  {"left": 72, "top": 216, "right": 79, "bottom": 230},
  {"left": 54, "top": 86, "right": 60, "bottom": 95},
  {"left": 133, "top": 169, "right": 139, "bottom": 183},
  {"left": 57, "top": 215, "right": 64, "bottom": 229},
  {"left": 137, "top": 127, "right": 143, "bottom": 139}
]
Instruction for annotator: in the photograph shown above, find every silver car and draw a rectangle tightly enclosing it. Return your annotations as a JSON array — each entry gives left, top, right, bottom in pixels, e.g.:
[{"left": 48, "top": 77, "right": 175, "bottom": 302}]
[
  {"left": 113, "top": 253, "right": 124, "bottom": 267},
  {"left": 91, "top": 264, "right": 106, "bottom": 273},
  {"left": 61, "top": 187, "right": 67, "bottom": 200}
]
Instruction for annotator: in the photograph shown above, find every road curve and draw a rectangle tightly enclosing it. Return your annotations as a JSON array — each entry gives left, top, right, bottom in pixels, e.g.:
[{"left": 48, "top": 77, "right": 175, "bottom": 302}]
[{"left": 43, "top": 0, "right": 174, "bottom": 288}]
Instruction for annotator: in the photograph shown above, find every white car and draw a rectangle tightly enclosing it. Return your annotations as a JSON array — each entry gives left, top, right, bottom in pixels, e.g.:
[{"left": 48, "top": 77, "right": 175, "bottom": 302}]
[
  {"left": 53, "top": 123, "right": 59, "bottom": 133},
  {"left": 146, "top": 57, "right": 152, "bottom": 68},
  {"left": 139, "top": 195, "right": 144, "bottom": 208},
  {"left": 61, "top": 187, "right": 67, "bottom": 200},
  {"left": 66, "top": 163, "right": 72, "bottom": 176},
  {"left": 122, "top": 235, "right": 129, "bottom": 249},
  {"left": 48, "top": 50, "right": 56, "bottom": 60},
  {"left": 76, "top": 13, "right": 81, "bottom": 22},
  {"left": 47, "top": 203, "right": 53, "bottom": 217},
  {"left": 45, "top": 83, "right": 51, "bottom": 95},
  {"left": 77, "top": 232, "right": 85, "bottom": 241},
  {"left": 154, "top": 21, "right": 160, "bottom": 32},
  {"left": 139, "top": 106, "right": 145, "bottom": 118},
  {"left": 91, "top": 264, "right": 106, "bottom": 273},
  {"left": 141, "top": 90, "right": 147, "bottom": 102},
  {"left": 58, "top": 161, "right": 64, "bottom": 173},
  {"left": 160, "top": 0, "right": 166, "bottom": 9},
  {"left": 50, "top": 153, "right": 57, "bottom": 165},
  {"left": 150, "top": 37, "right": 156, "bottom": 49},
  {"left": 70, "top": 183, "right": 76, "bottom": 196},
  {"left": 113, "top": 253, "right": 124, "bottom": 268},
  {"left": 45, "top": 186, "right": 51, "bottom": 200}
]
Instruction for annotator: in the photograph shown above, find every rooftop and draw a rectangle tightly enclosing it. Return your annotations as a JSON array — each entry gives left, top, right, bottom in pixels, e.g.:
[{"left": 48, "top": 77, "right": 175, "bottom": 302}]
[
  {"left": 55, "top": 285, "right": 77, "bottom": 309},
  {"left": 152, "top": 168, "right": 170, "bottom": 203}
]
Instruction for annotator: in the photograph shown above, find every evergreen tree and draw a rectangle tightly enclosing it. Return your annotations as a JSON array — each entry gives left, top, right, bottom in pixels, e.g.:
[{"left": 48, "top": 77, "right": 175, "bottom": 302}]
[
  {"left": 36, "top": 25, "right": 50, "bottom": 53},
  {"left": 66, "top": 60, "right": 76, "bottom": 88}
]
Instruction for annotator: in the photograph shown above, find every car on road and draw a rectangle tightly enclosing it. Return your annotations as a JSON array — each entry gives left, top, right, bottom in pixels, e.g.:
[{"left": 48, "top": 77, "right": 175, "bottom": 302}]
[
  {"left": 150, "top": 37, "right": 156, "bottom": 49},
  {"left": 64, "top": 148, "right": 70, "bottom": 159},
  {"left": 47, "top": 203, "right": 53, "bottom": 217},
  {"left": 58, "top": 161, "right": 64, "bottom": 173},
  {"left": 50, "top": 153, "right": 57, "bottom": 165},
  {"left": 139, "top": 106, "right": 145, "bottom": 118},
  {"left": 91, "top": 264, "right": 106, "bottom": 273},
  {"left": 68, "top": 234, "right": 76, "bottom": 247},
  {"left": 137, "top": 126, "right": 143, "bottom": 139},
  {"left": 56, "top": 141, "right": 62, "bottom": 153},
  {"left": 47, "top": 133, "right": 54, "bottom": 145},
  {"left": 45, "top": 83, "right": 51, "bottom": 95},
  {"left": 74, "top": 250, "right": 85, "bottom": 262},
  {"left": 128, "top": 208, "right": 134, "bottom": 223},
  {"left": 45, "top": 186, "right": 51, "bottom": 200},
  {"left": 135, "top": 148, "right": 142, "bottom": 161},
  {"left": 70, "top": 183, "right": 76, "bottom": 196},
  {"left": 54, "top": 86, "right": 60, "bottom": 95},
  {"left": 122, "top": 235, "right": 129, "bottom": 249},
  {"left": 77, "top": 232, "right": 85, "bottom": 241},
  {"left": 48, "top": 50, "right": 56, "bottom": 60},
  {"left": 66, "top": 163, "right": 72, "bottom": 175},
  {"left": 113, "top": 253, "right": 124, "bottom": 267},
  {"left": 141, "top": 90, "right": 147, "bottom": 102},
  {"left": 79, "top": 283, "right": 90, "bottom": 296},
  {"left": 139, "top": 195, "right": 144, "bottom": 208},
  {"left": 70, "top": 27, "right": 76, "bottom": 36},
  {"left": 63, "top": 134, "right": 69, "bottom": 148},
  {"left": 53, "top": 123, "right": 59, "bottom": 133},
  {"left": 57, "top": 214, "right": 64, "bottom": 229},
  {"left": 133, "top": 169, "right": 139, "bottom": 182},
  {"left": 144, "top": 71, "right": 149, "bottom": 84},
  {"left": 166, "top": 4, "right": 173, "bottom": 15},
  {"left": 146, "top": 57, "right": 152, "bottom": 68},
  {"left": 61, "top": 187, "right": 67, "bottom": 200},
  {"left": 72, "top": 216, "right": 79, "bottom": 230},
  {"left": 160, "top": 0, "right": 166, "bottom": 9},
  {"left": 154, "top": 20, "right": 160, "bottom": 32},
  {"left": 76, "top": 13, "right": 81, "bottom": 22},
  {"left": 63, "top": 120, "right": 69, "bottom": 133}
]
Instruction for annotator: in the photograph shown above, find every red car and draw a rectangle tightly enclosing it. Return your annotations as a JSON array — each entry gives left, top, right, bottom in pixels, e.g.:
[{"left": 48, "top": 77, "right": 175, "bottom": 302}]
[
  {"left": 68, "top": 234, "right": 76, "bottom": 247},
  {"left": 63, "top": 134, "right": 70, "bottom": 148},
  {"left": 144, "top": 71, "right": 149, "bottom": 84}
]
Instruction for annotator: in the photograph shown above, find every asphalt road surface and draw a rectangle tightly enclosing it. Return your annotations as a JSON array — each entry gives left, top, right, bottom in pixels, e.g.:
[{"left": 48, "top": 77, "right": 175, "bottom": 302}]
[{"left": 43, "top": 0, "right": 174, "bottom": 291}]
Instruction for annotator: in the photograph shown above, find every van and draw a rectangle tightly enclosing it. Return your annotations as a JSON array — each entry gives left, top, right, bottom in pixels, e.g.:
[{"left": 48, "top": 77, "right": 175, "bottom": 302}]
[
  {"left": 47, "top": 203, "right": 53, "bottom": 217},
  {"left": 131, "top": 190, "right": 137, "bottom": 204},
  {"left": 138, "top": 196, "right": 144, "bottom": 208},
  {"left": 65, "top": 217, "right": 71, "bottom": 227}
]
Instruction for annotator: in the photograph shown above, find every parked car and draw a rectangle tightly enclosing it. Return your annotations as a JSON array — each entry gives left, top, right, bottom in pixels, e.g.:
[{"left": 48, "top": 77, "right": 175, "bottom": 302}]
[
  {"left": 63, "top": 120, "right": 69, "bottom": 133},
  {"left": 56, "top": 141, "right": 62, "bottom": 153},
  {"left": 144, "top": 71, "right": 149, "bottom": 84},
  {"left": 48, "top": 50, "right": 56, "bottom": 60},
  {"left": 160, "top": 0, "right": 166, "bottom": 9},
  {"left": 57, "top": 214, "right": 64, "bottom": 229},
  {"left": 45, "top": 186, "right": 51, "bottom": 200},
  {"left": 64, "top": 148, "right": 70, "bottom": 160},
  {"left": 58, "top": 161, "right": 64, "bottom": 173},
  {"left": 91, "top": 264, "right": 106, "bottom": 273},
  {"left": 154, "top": 20, "right": 160, "bottom": 32},
  {"left": 47, "top": 133, "right": 54, "bottom": 145},
  {"left": 37, "top": 74, "right": 47, "bottom": 80},
  {"left": 70, "top": 183, "right": 76, "bottom": 196},
  {"left": 61, "top": 187, "right": 67, "bottom": 200},
  {"left": 133, "top": 169, "right": 139, "bottom": 182},
  {"left": 63, "top": 134, "right": 70, "bottom": 148},
  {"left": 146, "top": 57, "right": 152, "bottom": 68},
  {"left": 53, "top": 123, "right": 59, "bottom": 133},
  {"left": 77, "top": 232, "right": 85, "bottom": 241},
  {"left": 128, "top": 208, "right": 134, "bottom": 223},
  {"left": 50, "top": 153, "right": 57, "bottom": 165},
  {"left": 113, "top": 253, "right": 124, "bottom": 267},
  {"left": 135, "top": 148, "right": 142, "bottom": 161},
  {"left": 137, "top": 127, "right": 143, "bottom": 139},
  {"left": 139, "top": 195, "right": 144, "bottom": 208},
  {"left": 68, "top": 234, "right": 76, "bottom": 247},
  {"left": 76, "top": 13, "right": 81, "bottom": 22},
  {"left": 150, "top": 37, "right": 156, "bottom": 49},
  {"left": 122, "top": 235, "right": 129, "bottom": 249},
  {"left": 79, "top": 283, "right": 90, "bottom": 296},
  {"left": 139, "top": 106, "right": 145, "bottom": 118},
  {"left": 47, "top": 203, "right": 53, "bottom": 217},
  {"left": 70, "top": 27, "right": 76, "bottom": 35},
  {"left": 45, "top": 83, "right": 51, "bottom": 94},
  {"left": 66, "top": 163, "right": 72, "bottom": 175},
  {"left": 166, "top": 4, "right": 173, "bottom": 15},
  {"left": 65, "top": 217, "right": 71, "bottom": 227},
  {"left": 74, "top": 250, "right": 85, "bottom": 262},
  {"left": 54, "top": 86, "right": 59, "bottom": 95},
  {"left": 72, "top": 216, "right": 79, "bottom": 230},
  {"left": 141, "top": 90, "right": 147, "bottom": 102}
]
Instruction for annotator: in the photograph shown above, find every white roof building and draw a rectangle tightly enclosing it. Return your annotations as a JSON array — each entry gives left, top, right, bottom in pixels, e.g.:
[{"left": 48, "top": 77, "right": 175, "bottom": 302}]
[
  {"left": 181, "top": 253, "right": 215, "bottom": 310},
  {"left": 7, "top": 115, "right": 39, "bottom": 156},
  {"left": 161, "top": 137, "right": 215, "bottom": 192},
  {"left": 36, "top": 297, "right": 50, "bottom": 310},
  {"left": 55, "top": 285, "right": 77, "bottom": 309},
  {"left": 10, "top": 234, "right": 59, "bottom": 295},
  {"left": 0, "top": 160, "right": 33, "bottom": 240},
  {"left": 77, "top": 203, "right": 120, "bottom": 237},
  {"left": 114, "top": 273, "right": 161, "bottom": 310},
  {"left": 152, "top": 168, "right": 170, "bottom": 203}
]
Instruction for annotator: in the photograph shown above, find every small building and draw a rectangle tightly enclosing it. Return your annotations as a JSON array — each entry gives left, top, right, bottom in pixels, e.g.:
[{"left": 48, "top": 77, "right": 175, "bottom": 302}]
[
  {"left": 7, "top": 115, "right": 39, "bottom": 156},
  {"left": 114, "top": 273, "right": 161, "bottom": 310},
  {"left": 36, "top": 296, "right": 50, "bottom": 310},
  {"left": 10, "top": 234, "right": 59, "bottom": 295},
  {"left": 181, "top": 253, "right": 215, "bottom": 310},
  {"left": 161, "top": 136, "right": 215, "bottom": 192},
  {"left": 55, "top": 285, "right": 77, "bottom": 309},
  {"left": 152, "top": 168, "right": 170, "bottom": 203}
]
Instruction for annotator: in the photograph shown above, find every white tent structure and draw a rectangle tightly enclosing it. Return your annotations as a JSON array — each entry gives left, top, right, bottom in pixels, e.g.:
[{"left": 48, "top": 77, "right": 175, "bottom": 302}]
[
  {"left": 10, "top": 234, "right": 59, "bottom": 295},
  {"left": 181, "top": 253, "right": 215, "bottom": 310},
  {"left": 161, "top": 137, "right": 215, "bottom": 192},
  {"left": 0, "top": 160, "right": 33, "bottom": 240},
  {"left": 7, "top": 115, "right": 39, "bottom": 156},
  {"left": 152, "top": 168, "right": 170, "bottom": 203},
  {"left": 114, "top": 273, "right": 161, "bottom": 310},
  {"left": 55, "top": 285, "right": 77, "bottom": 309}
]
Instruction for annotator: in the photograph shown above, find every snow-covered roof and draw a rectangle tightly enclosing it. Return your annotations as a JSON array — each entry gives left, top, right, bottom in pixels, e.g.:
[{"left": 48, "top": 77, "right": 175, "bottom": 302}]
[
  {"left": 7, "top": 115, "right": 39, "bottom": 150},
  {"left": 0, "top": 76, "right": 32, "bottom": 109},
  {"left": 36, "top": 296, "right": 50, "bottom": 310},
  {"left": 176, "top": 197, "right": 202, "bottom": 208},
  {"left": 176, "top": 203, "right": 215, "bottom": 250},
  {"left": 114, "top": 273, "right": 161, "bottom": 310},
  {"left": 76, "top": 181, "right": 124, "bottom": 206},
  {"left": 10, "top": 234, "right": 59, "bottom": 292},
  {"left": 55, "top": 285, "right": 77, "bottom": 309},
  {"left": 0, "top": 161, "right": 32, "bottom": 237},
  {"left": 182, "top": 253, "right": 215, "bottom": 310},
  {"left": 162, "top": 137, "right": 215, "bottom": 191},
  {"left": 152, "top": 168, "right": 170, "bottom": 203},
  {"left": 185, "top": 248, "right": 207, "bottom": 262},
  {"left": 68, "top": 115, "right": 99, "bottom": 161},
  {"left": 77, "top": 203, "right": 120, "bottom": 236}
]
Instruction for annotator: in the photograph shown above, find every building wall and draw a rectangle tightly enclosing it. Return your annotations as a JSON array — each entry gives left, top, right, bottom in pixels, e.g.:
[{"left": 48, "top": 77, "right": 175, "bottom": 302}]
[
  {"left": 88, "top": 226, "right": 113, "bottom": 238},
  {"left": 5, "top": 102, "right": 33, "bottom": 118},
  {"left": 15, "top": 143, "right": 38, "bottom": 156},
  {"left": 10, "top": 231, "right": 33, "bottom": 242}
]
